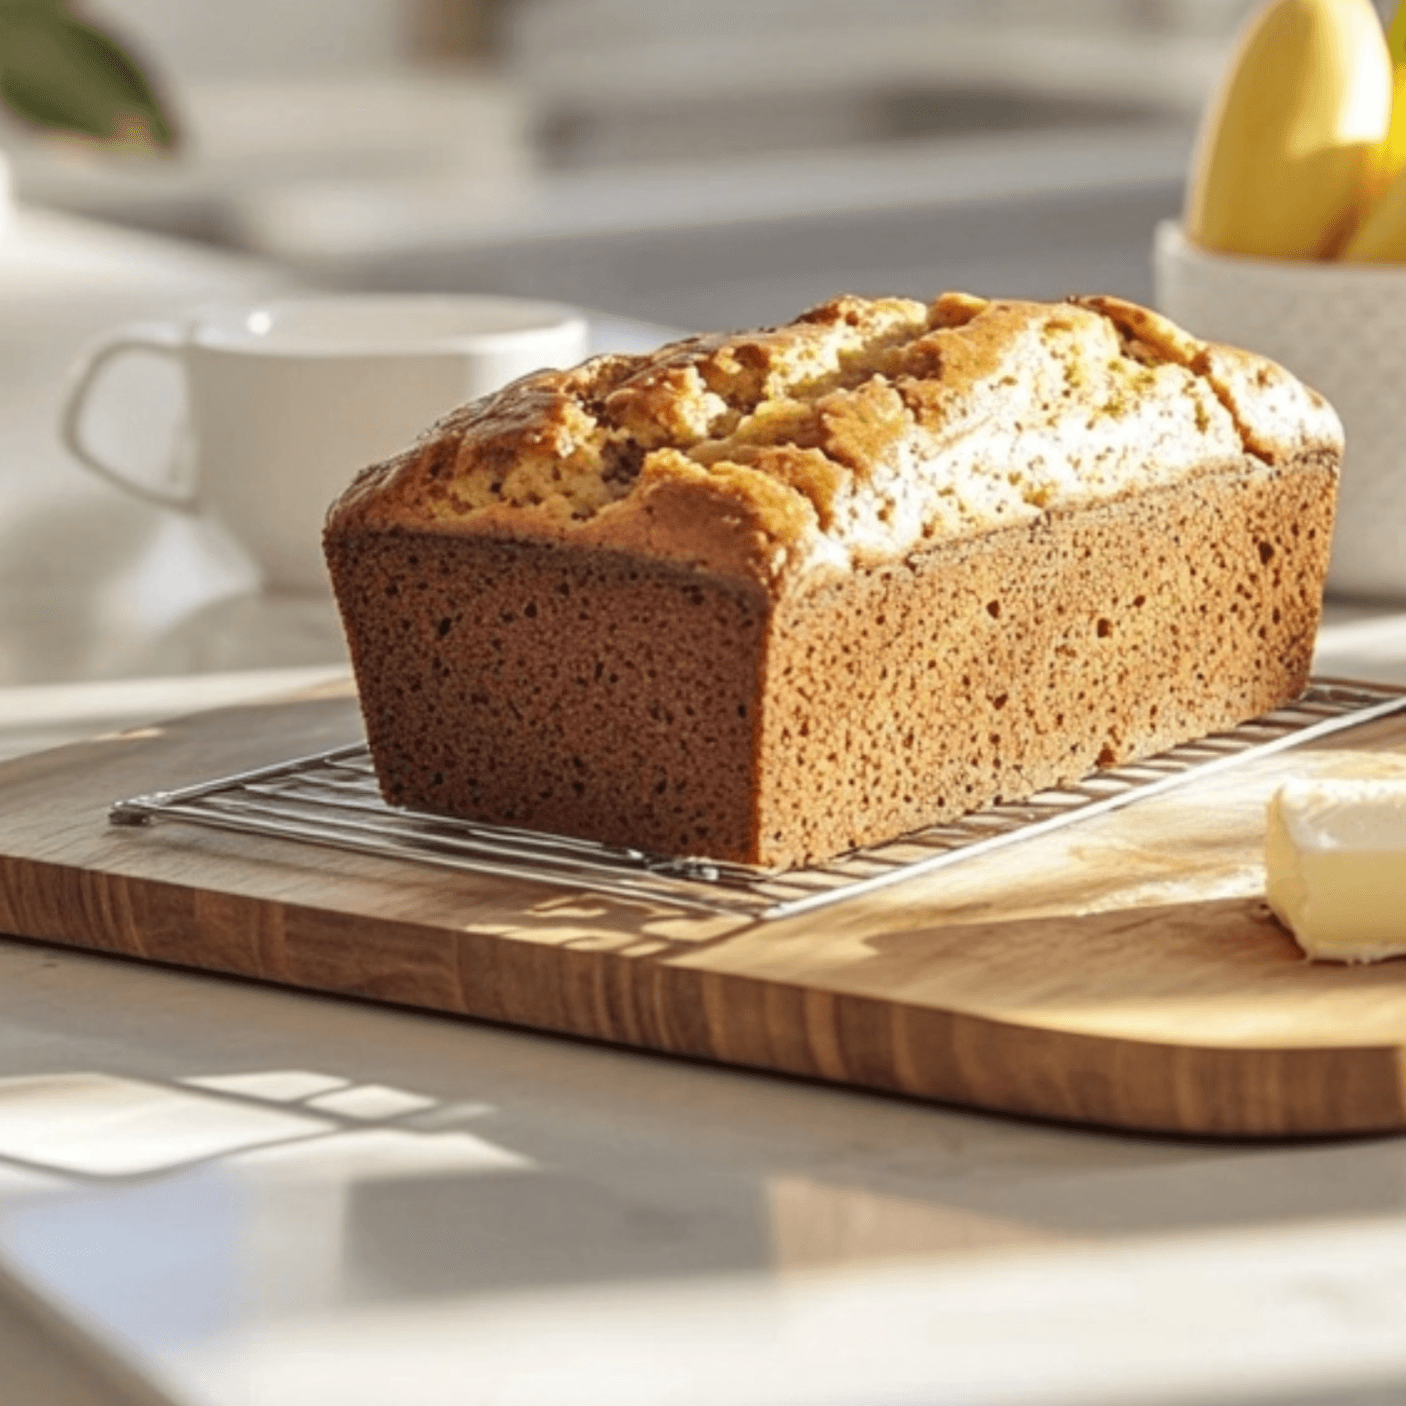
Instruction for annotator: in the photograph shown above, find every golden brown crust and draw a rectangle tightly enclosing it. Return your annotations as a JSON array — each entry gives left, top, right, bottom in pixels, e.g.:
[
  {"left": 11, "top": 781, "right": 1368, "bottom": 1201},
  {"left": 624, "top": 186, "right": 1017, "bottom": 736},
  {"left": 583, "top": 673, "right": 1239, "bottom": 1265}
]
[
  {"left": 323, "top": 290, "right": 1343, "bottom": 866},
  {"left": 326, "top": 293, "right": 1342, "bottom": 595},
  {"left": 1070, "top": 295, "right": 1341, "bottom": 464}
]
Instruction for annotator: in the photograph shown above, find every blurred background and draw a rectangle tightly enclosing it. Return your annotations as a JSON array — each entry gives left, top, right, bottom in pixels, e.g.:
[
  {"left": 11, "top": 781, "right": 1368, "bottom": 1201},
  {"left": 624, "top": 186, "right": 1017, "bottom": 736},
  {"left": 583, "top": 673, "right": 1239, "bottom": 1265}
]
[
  {"left": 3, "top": 0, "right": 1404, "bottom": 702},
  {"left": 3, "top": 0, "right": 1270, "bottom": 326}
]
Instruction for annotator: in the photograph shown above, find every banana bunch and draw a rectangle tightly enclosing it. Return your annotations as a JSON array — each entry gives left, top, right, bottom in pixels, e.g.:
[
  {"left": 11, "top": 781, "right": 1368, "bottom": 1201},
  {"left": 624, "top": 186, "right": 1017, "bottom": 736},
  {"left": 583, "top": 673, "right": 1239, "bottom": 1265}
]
[{"left": 1185, "top": 0, "right": 1406, "bottom": 262}]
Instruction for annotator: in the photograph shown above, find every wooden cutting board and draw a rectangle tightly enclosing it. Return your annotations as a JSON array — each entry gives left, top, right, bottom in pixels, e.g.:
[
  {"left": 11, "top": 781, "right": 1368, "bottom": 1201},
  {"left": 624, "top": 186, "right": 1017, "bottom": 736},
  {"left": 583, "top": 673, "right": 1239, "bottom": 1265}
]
[{"left": 0, "top": 678, "right": 1404, "bottom": 1140}]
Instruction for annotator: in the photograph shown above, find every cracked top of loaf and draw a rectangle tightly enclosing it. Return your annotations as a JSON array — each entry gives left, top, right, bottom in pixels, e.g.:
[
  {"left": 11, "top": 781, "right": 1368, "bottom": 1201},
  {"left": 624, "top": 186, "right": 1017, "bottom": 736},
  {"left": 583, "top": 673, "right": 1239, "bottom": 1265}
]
[{"left": 325, "top": 291, "right": 1343, "bottom": 592}]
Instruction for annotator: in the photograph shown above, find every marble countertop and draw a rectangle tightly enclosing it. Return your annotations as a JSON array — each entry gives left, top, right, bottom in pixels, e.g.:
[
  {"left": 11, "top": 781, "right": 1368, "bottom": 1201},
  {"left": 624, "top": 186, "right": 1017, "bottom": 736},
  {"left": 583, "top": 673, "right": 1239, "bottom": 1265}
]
[
  {"left": 1, "top": 839, "right": 1406, "bottom": 1406},
  {"left": 3, "top": 205, "right": 1406, "bottom": 1406}
]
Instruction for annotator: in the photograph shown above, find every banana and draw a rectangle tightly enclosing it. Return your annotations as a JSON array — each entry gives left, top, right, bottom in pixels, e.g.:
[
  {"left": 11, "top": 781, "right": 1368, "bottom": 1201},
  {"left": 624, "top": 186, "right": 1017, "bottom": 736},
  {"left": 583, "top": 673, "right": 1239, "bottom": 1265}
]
[
  {"left": 1184, "top": 0, "right": 1391, "bottom": 260},
  {"left": 1343, "top": 162, "right": 1406, "bottom": 259},
  {"left": 1375, "top": 1, "right": 1406, "bottom": 190},
  {"left": 1367, "top": 63, "right": 1406, "bottom": 199},
  {"left": 1343, "top": 0, "right": 1406, "bottom": 260}
]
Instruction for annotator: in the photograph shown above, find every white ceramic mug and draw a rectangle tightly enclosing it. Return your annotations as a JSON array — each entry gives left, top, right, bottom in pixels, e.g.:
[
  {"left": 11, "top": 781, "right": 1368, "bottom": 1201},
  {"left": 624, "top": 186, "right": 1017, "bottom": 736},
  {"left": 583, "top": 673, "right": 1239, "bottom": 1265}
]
[
  {"left": 61, "top": 295, "right": 590, "bottom": 594},
  {"left": 1154, "top": 220, "right": 1406, "bottom": 602}
]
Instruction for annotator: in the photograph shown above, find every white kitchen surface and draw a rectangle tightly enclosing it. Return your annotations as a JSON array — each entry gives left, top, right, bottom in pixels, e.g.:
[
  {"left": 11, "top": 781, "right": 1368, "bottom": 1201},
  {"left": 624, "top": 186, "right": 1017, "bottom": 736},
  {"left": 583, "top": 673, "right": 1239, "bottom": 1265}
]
[
  {"left": 1, "top": 199, "right": 1406, "bottom": 1406},
  {"left": 2, "top": 890, "right": 1406, "bottom": 1406}
]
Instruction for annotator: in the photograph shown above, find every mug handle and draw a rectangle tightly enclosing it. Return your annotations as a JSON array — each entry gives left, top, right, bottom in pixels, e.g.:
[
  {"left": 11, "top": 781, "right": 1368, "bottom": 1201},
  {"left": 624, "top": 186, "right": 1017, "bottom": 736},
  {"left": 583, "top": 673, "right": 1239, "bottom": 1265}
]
[{"left": 60, "top": 322, "right": 200, "bottom": 511}]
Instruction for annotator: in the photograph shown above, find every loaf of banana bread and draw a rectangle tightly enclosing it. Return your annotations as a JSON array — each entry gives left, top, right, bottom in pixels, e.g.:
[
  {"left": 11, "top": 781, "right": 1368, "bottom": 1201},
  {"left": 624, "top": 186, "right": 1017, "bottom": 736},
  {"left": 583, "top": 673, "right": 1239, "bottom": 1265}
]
[{"left": 324, "top": 292, "right": 1341, "bottom": 868}]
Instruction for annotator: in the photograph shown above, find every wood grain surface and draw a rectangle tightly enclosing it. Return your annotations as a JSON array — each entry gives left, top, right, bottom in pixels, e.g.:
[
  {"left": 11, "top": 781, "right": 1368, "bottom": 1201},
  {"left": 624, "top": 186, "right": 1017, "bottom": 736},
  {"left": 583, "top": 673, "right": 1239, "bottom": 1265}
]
[{"left": 0, "top": 679, "right": 1404, "bottom": 1139}]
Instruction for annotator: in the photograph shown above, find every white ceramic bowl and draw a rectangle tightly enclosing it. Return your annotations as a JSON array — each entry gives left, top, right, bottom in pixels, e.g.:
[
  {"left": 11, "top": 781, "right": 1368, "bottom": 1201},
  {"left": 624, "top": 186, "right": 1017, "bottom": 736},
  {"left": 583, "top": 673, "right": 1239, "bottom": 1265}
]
[{"left": 1154, "top": 220, "right": 1406, "bottom": 602}]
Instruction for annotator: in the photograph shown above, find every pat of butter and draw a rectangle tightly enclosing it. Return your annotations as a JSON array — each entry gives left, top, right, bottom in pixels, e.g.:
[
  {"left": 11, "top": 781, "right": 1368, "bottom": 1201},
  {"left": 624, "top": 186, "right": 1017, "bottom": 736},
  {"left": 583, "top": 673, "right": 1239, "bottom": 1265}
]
[{"left": 1265, "top": 779, "right": 1406, "bottom": 963}]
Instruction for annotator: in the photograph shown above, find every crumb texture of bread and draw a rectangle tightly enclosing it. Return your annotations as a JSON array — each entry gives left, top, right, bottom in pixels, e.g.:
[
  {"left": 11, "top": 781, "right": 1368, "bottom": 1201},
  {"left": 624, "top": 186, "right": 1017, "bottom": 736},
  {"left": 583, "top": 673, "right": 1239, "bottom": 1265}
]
[{"left": 325, "top": 292, "right": 1342, "bottom": 867}]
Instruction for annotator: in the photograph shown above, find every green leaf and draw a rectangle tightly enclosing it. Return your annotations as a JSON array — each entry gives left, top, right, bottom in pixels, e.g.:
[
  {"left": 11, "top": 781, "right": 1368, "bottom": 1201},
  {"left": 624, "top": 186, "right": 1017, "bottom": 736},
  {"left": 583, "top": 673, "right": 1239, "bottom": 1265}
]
[{"left": 0, "top": 8, "right": 176, "bottom": 149}]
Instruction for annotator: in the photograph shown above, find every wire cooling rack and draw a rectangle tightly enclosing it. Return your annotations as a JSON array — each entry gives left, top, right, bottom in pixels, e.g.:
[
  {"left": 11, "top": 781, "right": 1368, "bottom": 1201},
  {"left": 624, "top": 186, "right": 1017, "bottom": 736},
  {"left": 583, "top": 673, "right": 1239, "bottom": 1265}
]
[{"left": 110, "top": 679, "right": 1406, "bottom": 922}]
